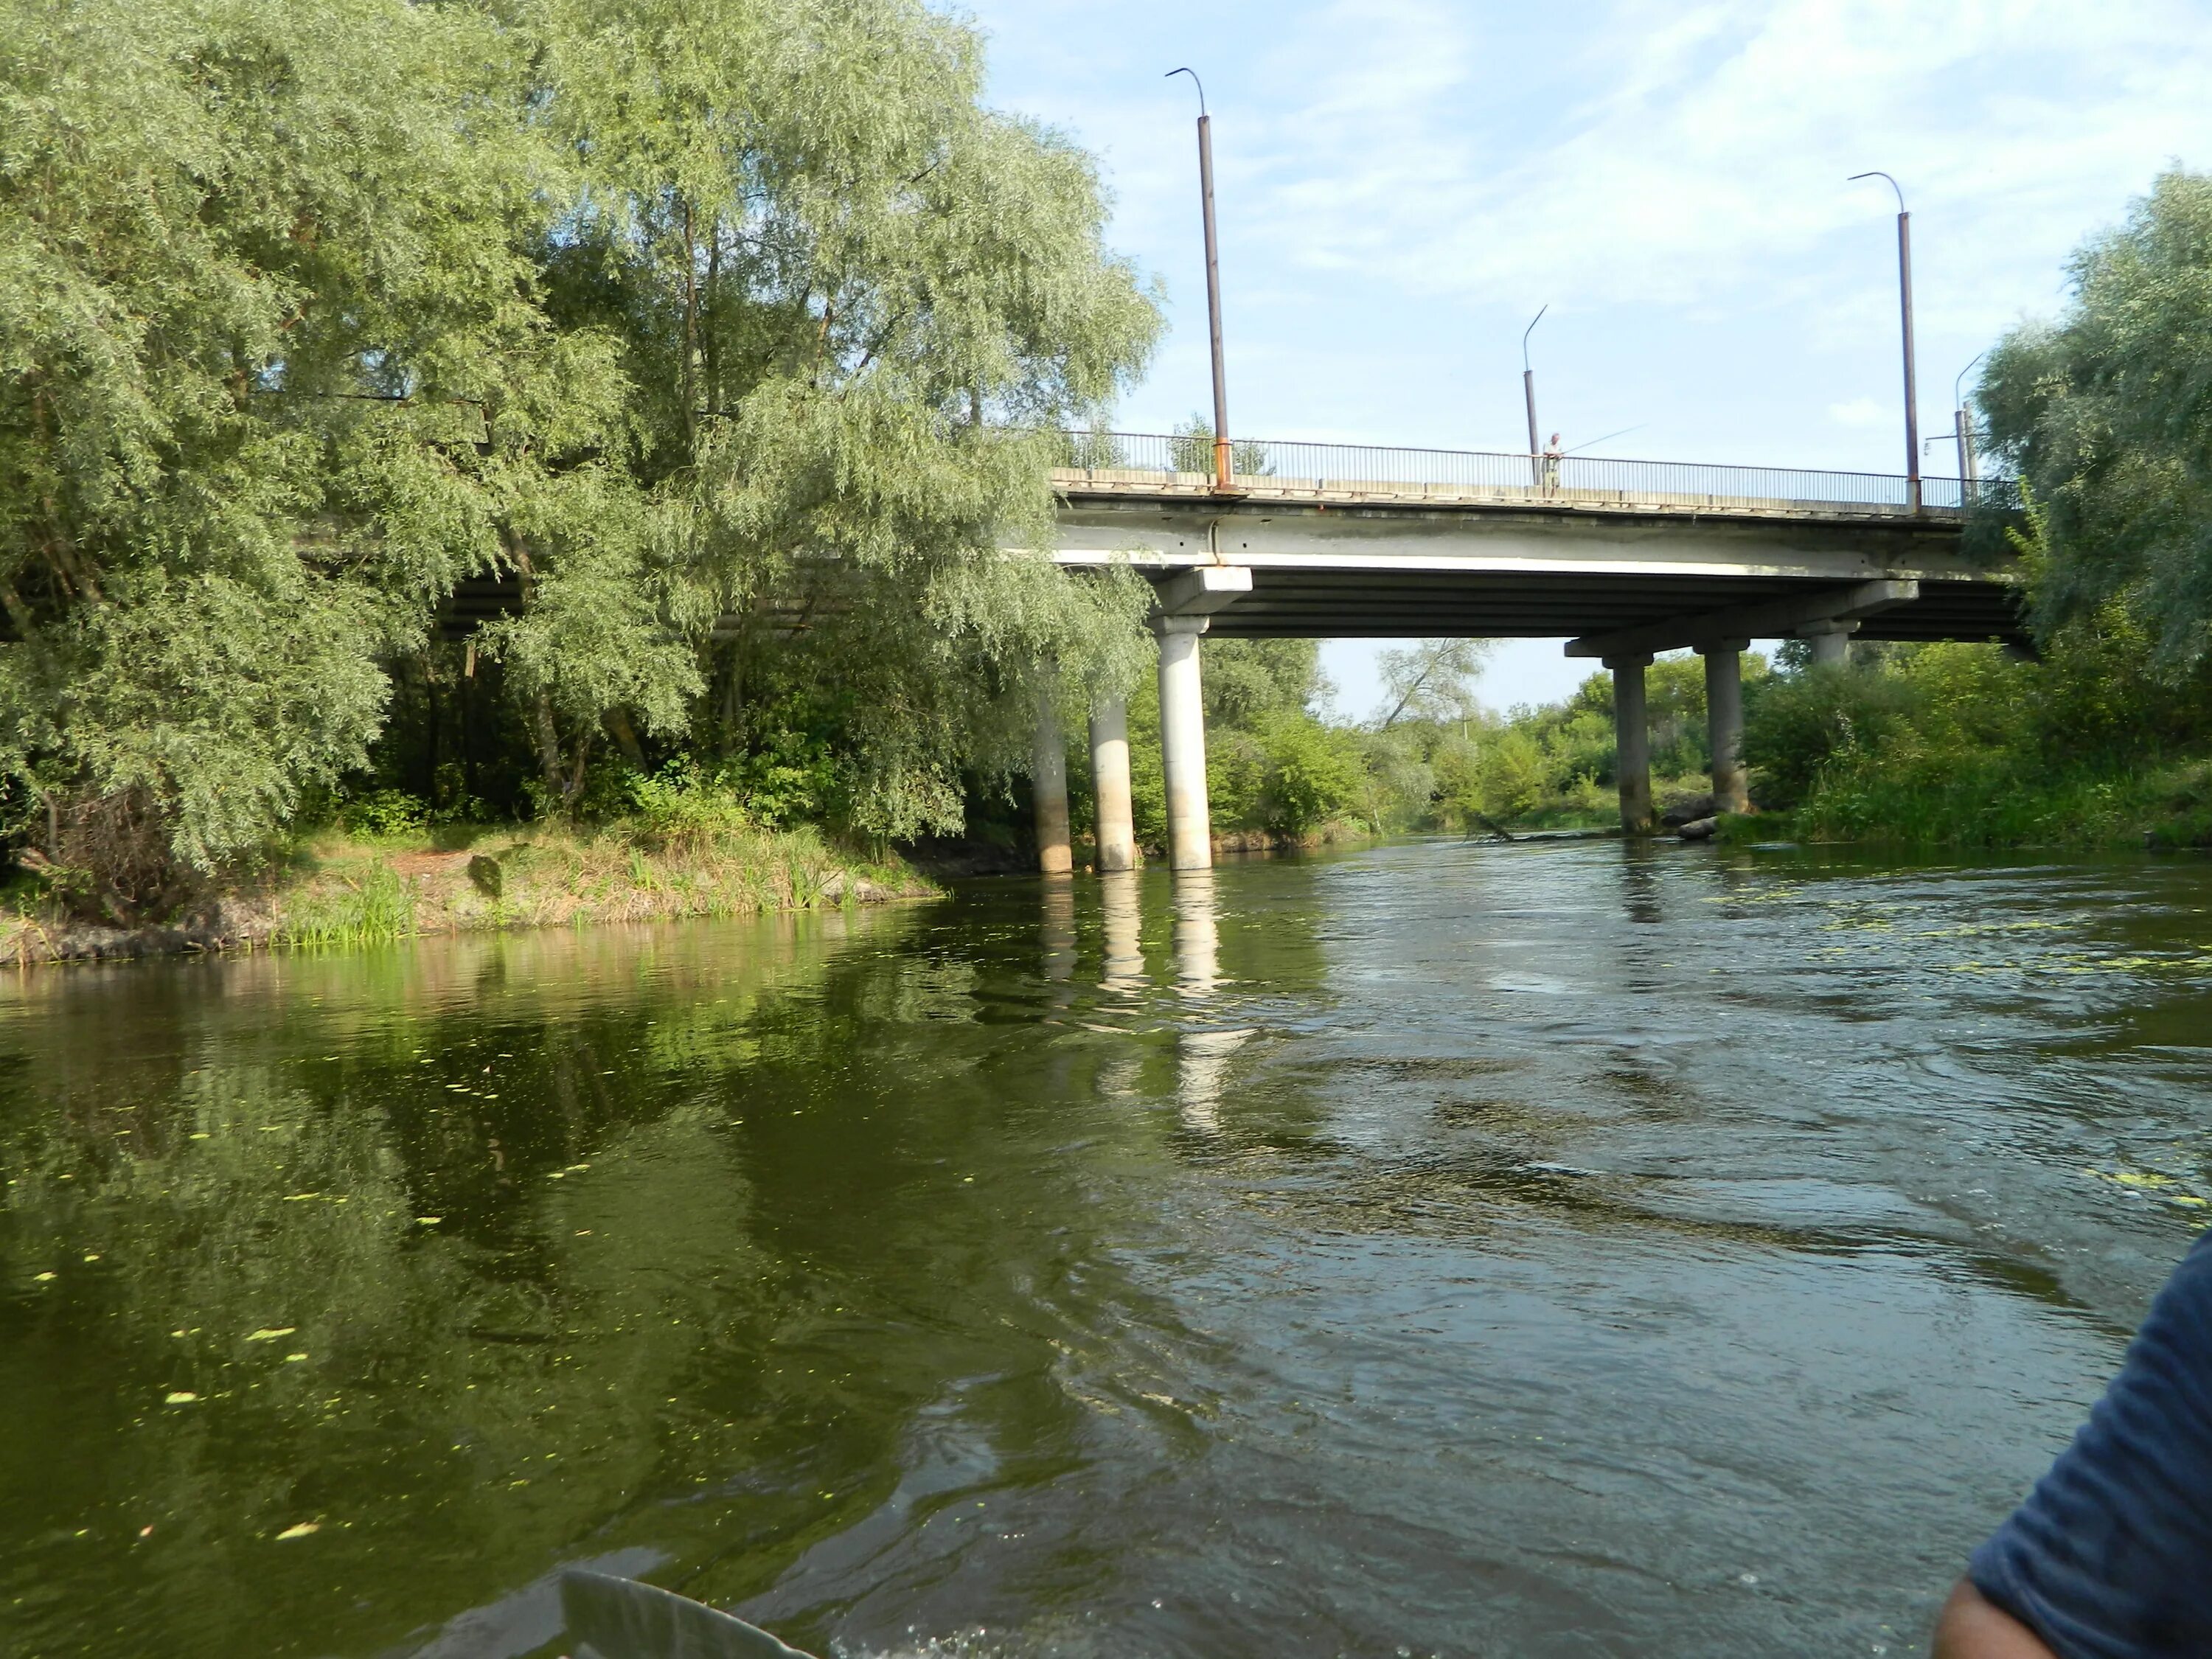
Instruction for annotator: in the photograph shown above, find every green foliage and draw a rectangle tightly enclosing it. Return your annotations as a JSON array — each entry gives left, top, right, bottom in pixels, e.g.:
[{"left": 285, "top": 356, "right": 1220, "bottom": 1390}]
[
  {"left": 1, "top": 0, "right": 592, "bottom": 903},
  {"left": 276, "top": 862, "right": 414, "bottom": 947},
  {"left": 1212, "top": 713, "right": 1363, "bottom": 838},
  {"left": 1, "top": 0, "right": 1162, "bottom": 913},
  {"left": 1742, "top": 664, "right": 1924, "bottom": 809},
  {"left": 1746, "top": 627, "right": 2212, "bottom": 846},
  {"left": 621, "top": 762, "right": 751, "bottom": 850},
  {"left": 1981, "top": 168, "right": 2212, "bottom": 669},
  {"left": 338, "top": 790, "right": 431, "bottom": 841},
  {"left": 1375, "top": 639, "right": 1490, "bottom": 728}
]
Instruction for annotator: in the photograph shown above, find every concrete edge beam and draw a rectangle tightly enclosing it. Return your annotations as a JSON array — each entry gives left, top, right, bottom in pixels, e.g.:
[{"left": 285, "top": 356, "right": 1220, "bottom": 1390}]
[{"left": 1562, "top": 578, "right": 1919, "bottom": 659}]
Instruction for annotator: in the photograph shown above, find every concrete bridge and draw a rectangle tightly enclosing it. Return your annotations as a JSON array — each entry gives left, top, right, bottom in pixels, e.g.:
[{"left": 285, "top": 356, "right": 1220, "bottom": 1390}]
[{"left": 1031, "top": 431, "right": 2022, "bottom": 873}]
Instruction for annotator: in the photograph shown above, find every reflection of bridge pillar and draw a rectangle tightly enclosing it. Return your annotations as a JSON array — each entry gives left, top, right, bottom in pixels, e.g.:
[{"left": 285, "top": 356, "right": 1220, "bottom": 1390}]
[
  {"left": 1170, "top": 869, "right": 1220, "bottom": 998},
  {"left": 1606, "top": 653, "right": 1654, "bottom": 835},
  {"left": 1699, "top": 638, "right": 1751, "bottom": 815},
  {"left": 1100, "top": 869, "right": 1145, "bottom": 992},
  {"left": 1032, "top": 685, "right": 1072, "bottom": 875},
  {"left": 1799, "top": 619, "right": 1857, "bottom": 668},
  {"left": 1155, "top": 617, "right": 1213, "bottom": 870},
  {"left": 1040, "top": 873, "right": 1076, "bottom": 983},
  {"left": 1089, "top": 695, "right": 1137, "bottom": 872}
]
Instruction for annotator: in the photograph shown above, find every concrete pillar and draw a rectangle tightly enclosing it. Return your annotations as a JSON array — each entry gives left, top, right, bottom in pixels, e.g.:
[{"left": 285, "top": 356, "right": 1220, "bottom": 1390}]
[
  {"left": 1800, "top": 619, "right": 1857, "bottom": 668},
  {"left": 1032, "top": 685, "right": 1072, "bottom": 875},
  {"left": 1154, "top": 616, "right": 1213, "bottom": 870},
  {"left": 1607, "top": 653, "right": 1654, "bottom": 835},
  {"left": 1089, "top": 694, "right": 1136, "bottom": 872},
  {"left": 1700, "top": 639, "right": 1751, "bottom": 815}
]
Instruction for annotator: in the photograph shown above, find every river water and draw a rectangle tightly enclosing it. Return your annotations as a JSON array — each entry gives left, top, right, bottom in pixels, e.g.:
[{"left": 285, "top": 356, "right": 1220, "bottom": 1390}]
[{"left": 5, "top": 839, "right": 2211, "bottom": 1659}]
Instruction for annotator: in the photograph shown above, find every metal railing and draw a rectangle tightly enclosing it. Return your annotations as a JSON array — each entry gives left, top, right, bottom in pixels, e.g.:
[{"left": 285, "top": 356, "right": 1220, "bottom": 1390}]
[{"left": 1046, "top": 430, "right": 2015, "bottom": 515}]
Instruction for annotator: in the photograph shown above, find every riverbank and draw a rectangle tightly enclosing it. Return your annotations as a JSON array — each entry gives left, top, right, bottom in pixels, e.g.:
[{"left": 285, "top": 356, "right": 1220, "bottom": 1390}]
[
  {"left": 0, "top": 821, "right": 933, "bottom": 964},
  {"left": 1715, "top": 755, "right": 2212, "bottom": 852}
]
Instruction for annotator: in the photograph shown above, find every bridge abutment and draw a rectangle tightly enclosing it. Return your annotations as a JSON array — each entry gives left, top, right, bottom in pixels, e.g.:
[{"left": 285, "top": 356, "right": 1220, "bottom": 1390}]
[
  {"left": 1032, "top": 685, "right": 1074, "bottom": 875},
  {"left": 1700, "top": 639, "right": 1751, "bottom": 815},
  {"left": 1155, "top": 616, "right": 1214, "bottom": 870},
  {"left": 1090, "top": 694, "right": 1137, "bottom": 872},
  {"left": 1606, "top": 653, "right": 1655, "bottom": 834}
]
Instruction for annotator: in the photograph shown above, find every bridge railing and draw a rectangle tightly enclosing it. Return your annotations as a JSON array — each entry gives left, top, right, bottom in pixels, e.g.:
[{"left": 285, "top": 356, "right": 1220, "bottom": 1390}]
[{"left": 1048, "top": 430, "right": 2015, "bottom": 515}]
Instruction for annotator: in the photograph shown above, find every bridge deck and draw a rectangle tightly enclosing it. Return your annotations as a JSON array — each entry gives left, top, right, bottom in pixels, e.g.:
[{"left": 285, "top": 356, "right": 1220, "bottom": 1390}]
[{"left": 1046, "top": 433, "right": 2023, "bottom": 647}]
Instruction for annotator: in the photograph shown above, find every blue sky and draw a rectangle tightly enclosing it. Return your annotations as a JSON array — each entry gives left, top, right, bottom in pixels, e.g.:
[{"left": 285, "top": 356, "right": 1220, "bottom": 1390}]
[{"left": 964, "top": 0, "right": 2212, "bottom": 715}]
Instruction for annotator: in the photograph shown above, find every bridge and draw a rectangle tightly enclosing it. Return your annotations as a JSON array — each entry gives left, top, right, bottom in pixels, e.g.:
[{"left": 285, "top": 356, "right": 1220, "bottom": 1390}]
[{"left": 1029, "top": 430, "right": 2023, "bottom": 875}]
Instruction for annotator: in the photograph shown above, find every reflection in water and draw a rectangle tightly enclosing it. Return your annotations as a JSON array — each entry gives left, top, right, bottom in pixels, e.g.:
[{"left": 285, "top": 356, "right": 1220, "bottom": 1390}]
[
  {"left": 1099, "top": 869, "right": 1146, "bottom": 995},
  {"left": 1171, "top": 869, "right": 1220, "bottom": 999},
  {"left": 1039, "top": 876, "right": 1076, "bottom": 987},
  {"left": 5, "top": 843, "right": 2212, "bottom": 1659},
  {"left": 1177, "top": 1026, "right": 1255, "bottom": 1135}
]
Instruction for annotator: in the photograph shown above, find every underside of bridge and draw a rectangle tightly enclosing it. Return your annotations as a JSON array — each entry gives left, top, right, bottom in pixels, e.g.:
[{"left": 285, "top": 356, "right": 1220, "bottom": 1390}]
[{"left": 1050, "top": 491, "right": 2028, "bottom": 647}]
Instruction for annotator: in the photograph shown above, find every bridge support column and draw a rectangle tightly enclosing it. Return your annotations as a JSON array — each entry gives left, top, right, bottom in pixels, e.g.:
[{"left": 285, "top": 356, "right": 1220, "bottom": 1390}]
[
  {"left": 1090, "top": 694, "right": 1137, "bottom": 873},
  {"left": 1700, "top": 639, "right": 1751, "bottom": 815},
  {"left": 1606, "top": 653, "right": 1655, "bottom": 834},
  {"left": 1799, "top": 619, "right": 1857, "bottom": 668},
  {"left": 1155, "top": 616, "right": 1213, "bottom": 870},
  {"left": 1032, "top": 685, "right": 1073, "bottom": 875}
]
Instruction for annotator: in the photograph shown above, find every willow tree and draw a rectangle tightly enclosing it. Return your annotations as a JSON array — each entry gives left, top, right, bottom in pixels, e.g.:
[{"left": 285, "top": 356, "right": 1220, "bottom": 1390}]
[
  {"left": 0, "top": 0, "right": 622, "bottom": 915},
  {"left": 1981, "top": 169, "right": 2212, "bottom": 669},
  {"left": 519, "top": 0, "right": 1163, "bottom": 835}
]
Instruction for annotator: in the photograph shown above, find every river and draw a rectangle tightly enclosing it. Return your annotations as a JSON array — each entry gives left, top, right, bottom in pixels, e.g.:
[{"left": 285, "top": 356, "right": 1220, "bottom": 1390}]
[{"left": 4, "top": 838, "right": 2211, "bottom": 1658}]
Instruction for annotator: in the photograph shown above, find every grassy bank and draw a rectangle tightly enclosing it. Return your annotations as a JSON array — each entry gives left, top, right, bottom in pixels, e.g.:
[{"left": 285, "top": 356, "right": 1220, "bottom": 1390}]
[
  {"left": 1718, "top": 755, "right": 2212, "bottom": 852},
  {"left": 0, "top": 821, "right": 932, "bottom": 964}
]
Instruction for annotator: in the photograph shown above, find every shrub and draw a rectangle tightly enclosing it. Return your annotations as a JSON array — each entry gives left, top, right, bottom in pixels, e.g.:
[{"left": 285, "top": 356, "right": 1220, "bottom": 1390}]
[{"left": 338, "top": 790, "right": 430, "bottom": 841}]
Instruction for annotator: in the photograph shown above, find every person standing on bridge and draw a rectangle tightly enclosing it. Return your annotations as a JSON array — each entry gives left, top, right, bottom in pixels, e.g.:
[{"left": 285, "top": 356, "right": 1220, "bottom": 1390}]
[
  {"left": 1543, "top": 431, "right": 1563, "bottom": 495},
  {"left": 1932, "top": 1227, "right": 2212, "bottom": 1658}
]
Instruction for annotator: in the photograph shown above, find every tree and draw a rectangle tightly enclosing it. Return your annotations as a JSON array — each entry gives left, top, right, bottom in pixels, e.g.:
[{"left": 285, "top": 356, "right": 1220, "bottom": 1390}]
[
  {"left": 0, "top": 0, "right": 1165, "bottom": 909},
  {"left": 0, "top": 0, "right": 611, "bottom": 914},
  {"left": 525, "top": 0, "right": 1162, "bottom": 834},
  {"left": 1980, "top": 169, "right": 2212, "bottom": 669},
  {"left": 1374, "top": 638, "right": 1492, "bottom": 728}
]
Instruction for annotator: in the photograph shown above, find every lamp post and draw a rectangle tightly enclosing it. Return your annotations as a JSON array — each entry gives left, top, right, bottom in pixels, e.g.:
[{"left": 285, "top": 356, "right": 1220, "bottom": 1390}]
[
  {"left": 1168, "top": 69, "right": 1233, "bottom": 491},
  {"left": 1849, "top": 172, "right": 1920, "bottom": 512},
  {"left": 1953, "top": 352, "right": 1984, "bottom": 498},
  {"left": 1520, "top": 305, "right": 1547, "bottom": 487}
]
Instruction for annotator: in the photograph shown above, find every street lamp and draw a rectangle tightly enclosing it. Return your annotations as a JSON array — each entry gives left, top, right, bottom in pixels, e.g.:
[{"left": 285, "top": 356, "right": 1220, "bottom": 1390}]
[
  {"left": 1849, "top": 171, "right": 1920, "bottom": 512},
  {"left": 1521, "top": 305, "right": 1547, "bottom": 487},
  {"left": 1953, "top": 351, "right": 1985, "bottom": 495},
  {"left": 1167, "top": 68, "right": 1233, "bottom": 491}
]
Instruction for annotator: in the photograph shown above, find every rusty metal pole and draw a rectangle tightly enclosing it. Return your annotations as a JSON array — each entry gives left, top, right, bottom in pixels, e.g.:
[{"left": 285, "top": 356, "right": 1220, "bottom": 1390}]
[
  {"left": 1852, "top": 173, "right": 1919, "bottom": 512},
  {"left": 1171, "top": 69, "right": 1232, "bottom": 490}
]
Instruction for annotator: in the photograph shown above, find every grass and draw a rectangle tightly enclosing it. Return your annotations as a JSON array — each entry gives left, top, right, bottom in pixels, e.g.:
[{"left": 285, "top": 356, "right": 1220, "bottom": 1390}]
[
  {"left": 1719, "top": 756, "right": 2212, "bottom": 852},
  {"left": 0, "top": 817, "right": 935, "bottom": 962}
]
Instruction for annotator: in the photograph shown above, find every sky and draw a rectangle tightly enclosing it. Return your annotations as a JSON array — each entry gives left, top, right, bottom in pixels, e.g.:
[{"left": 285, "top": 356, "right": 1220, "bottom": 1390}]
[{"left": 961, "top": 0, "right": 2212, "bottom": 717}]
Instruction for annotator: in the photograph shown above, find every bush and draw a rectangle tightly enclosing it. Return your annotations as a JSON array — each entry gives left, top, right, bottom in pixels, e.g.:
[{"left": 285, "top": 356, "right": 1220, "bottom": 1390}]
[
  {"left": 1743, "top": 665, "right": 1925, "bottom": 809},
  {"left": 623, "top": 763, "right": 751, "bottom": 850},
  {"left": 338, "top": 790, "right": 430, "bottom": 840}
]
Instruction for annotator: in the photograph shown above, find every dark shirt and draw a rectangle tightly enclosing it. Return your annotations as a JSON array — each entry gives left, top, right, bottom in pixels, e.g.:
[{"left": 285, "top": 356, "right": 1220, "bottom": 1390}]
[{"left": 1969, "top": 1229, "right": 2212, "bottom": 1659}]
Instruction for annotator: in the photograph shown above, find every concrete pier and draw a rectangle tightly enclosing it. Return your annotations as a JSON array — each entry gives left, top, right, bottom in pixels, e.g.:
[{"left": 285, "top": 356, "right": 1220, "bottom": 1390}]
[
  {"left": 1089, "top": 695, "right": 1137, "bottom": 872},
  {"left": 1700, "top": 639, "right": 1750, "bottom": 815},
  {"left": 1032, "top": 686, "right": 1073, "bottom": 875},
  {"left": 1607, "top": 653, "right": 1654, "bottom": 834},
  {"left": 1800, "top": 619, "right": 1856, "bottom": 667},
  {"left": 1155, "top": 616, "right": 1214, "bottom": 870}
]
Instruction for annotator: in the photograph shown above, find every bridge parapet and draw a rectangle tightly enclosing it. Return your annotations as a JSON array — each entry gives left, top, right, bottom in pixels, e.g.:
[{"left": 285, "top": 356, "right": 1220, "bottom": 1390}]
[{"left": 1049, "top": 430, "right": 2015, "bottom": 521}]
